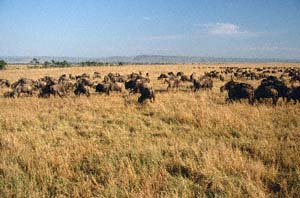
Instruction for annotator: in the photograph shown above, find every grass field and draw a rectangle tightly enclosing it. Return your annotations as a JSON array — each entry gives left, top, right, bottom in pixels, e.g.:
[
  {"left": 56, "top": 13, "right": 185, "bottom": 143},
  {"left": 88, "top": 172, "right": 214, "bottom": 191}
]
[{"left": 0, "top": 63, "right": 300, "bottom": 197}]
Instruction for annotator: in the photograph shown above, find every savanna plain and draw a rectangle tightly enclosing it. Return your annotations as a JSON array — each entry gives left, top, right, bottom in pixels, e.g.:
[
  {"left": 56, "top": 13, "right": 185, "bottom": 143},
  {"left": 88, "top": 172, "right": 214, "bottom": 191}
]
[{"left": 0, "top": 63, "right": 300, "bottom": 197}]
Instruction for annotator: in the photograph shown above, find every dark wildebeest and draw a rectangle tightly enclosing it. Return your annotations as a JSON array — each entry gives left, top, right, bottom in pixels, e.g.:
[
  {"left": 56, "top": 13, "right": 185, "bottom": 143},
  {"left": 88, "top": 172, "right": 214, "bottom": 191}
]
[
  {"left": 125, "top": 79, "right": 136, "bottom": 90},
  {"left": 261, "top": 76, "right": 289, "bottom": 101},
  {"left": 74, "top": 77, "right": 93, "bottom": 97},
  {"left": 193, "top": 79, "right": 213, "bottom": 92},
  {"left": 95, "top": 83, "right": 111, "bottom": 95},
  {"left": 254, "top": 85, "right": 279, "bottom": 105},
  {"left": 74, "top": 83, "right": 90, "bottom": 97},
  {"left": 128, "top": 78, "right": 150, "bottom": 94},
  {"left": 137, "top": 83, "right": 155, "bottom": 103},
  {"left": 190, "top": 72, "right": 198, "bottom": 81},
  {"left": 220, "top": 80, "right": 254, "bottom": 104},
  {"left": 287, "top": 86, "right": 300, "bottom": 104},
  {"left": 180, "top": 75, "right": 189, "bottom": 82}
]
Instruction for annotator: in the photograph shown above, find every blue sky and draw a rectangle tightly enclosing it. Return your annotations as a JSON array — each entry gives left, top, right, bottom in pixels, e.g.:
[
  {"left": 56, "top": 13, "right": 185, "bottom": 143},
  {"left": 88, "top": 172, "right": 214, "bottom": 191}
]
[{"left": 0, "top": 0, "right": 300, "bottom": 59}]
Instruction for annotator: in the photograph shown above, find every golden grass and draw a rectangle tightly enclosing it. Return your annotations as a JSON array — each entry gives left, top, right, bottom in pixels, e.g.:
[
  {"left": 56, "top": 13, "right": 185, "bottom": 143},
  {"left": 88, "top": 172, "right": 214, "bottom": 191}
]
[{"left": 0, "top": 63, "right": 300, "bottom": 197}]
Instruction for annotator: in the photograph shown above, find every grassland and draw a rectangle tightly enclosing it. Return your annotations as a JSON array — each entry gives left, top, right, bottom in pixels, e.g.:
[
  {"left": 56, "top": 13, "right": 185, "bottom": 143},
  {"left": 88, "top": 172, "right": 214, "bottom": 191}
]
[{"left": 0, "top": 63, "right": 300, "bottom": 197}]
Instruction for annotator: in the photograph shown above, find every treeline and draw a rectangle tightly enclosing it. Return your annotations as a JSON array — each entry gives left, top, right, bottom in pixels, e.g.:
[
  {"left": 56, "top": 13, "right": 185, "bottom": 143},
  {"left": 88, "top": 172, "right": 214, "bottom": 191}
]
[
  {"left": 44, "top": 60, "right": 71, "bottom": 68},
  {"left": 0, "top": 59, "right": 7, "bottom": 70},
  {"left": 80, "top": 61, "right": 112, "bottom": 66},
  {"left": 23, "top": 58, "right": 181, "bottom": 69},
  {"left": 80, "top": 61, "right": 176, "bottom": 66},
  {"left": 28, "top": 58, "right": 71, "bottom": 68},
  {"left": 79, "top": 61, "right": 133, "bottom": 66}
]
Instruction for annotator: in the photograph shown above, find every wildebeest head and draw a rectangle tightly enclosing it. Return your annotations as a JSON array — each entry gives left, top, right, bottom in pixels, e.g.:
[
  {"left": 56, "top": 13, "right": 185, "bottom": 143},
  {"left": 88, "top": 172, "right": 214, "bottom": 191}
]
[{"left": 220, "top": 80, "right": 237, "bottom": 92}]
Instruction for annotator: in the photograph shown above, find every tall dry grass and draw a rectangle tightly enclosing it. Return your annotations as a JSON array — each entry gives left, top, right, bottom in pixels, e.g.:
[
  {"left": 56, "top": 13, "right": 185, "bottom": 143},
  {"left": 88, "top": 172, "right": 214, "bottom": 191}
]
[{"left": 0, "top": 63, "right": 299, "bottom": 197}]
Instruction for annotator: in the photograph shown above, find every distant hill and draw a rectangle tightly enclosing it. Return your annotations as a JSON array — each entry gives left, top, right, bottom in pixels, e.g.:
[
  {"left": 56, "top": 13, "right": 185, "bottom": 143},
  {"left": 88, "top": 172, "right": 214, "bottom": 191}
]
[{"left": 1, "top": 55, "right": 299, "bottom": 64}]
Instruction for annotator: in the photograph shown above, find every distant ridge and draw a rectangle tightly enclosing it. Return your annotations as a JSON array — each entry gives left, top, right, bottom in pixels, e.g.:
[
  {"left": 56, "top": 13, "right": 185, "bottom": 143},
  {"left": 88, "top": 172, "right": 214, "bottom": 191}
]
[{"left": 1, "top": 55, "right": 299, "bottom": 64}]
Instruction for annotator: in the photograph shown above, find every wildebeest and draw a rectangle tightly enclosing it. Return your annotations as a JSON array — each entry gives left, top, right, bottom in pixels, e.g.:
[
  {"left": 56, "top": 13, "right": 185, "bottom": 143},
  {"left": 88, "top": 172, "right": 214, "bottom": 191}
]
[
  {"left": 13, "top": 83, "right": 34, "bottom": 97},
  {"left": 190, "top": 72, "right": 199, "bottom": 81},
  {"left": 93, "top": 72, "right": 101, "bottom": 79},
  {"left": 49, "top": 84, "right": 68, "bottom": 97},
  {"left": 176, "top": 71, "right": 184, "bottom": 77},
  {"left": 260, "top": 76, "right": 289, "bottom": 101},
  {"left": 180, "top": 75, "right": 190, "bottom": 82},
  {"left": 193, "top": 78, "right": 213, "bottom": 92},
  {"left": 165, "top": 78, "right": 181, "bottom": 91},
  {"left": 220, "top": 80, "right": 254, "bottom": 104},
  {"left": 254, "top": 85, "right": 279, "bottom": 105},
  {"left": 128, "top": 78, "right": 150, "bottom": 94},
  {"left": 58, "top": 74, "right": 69, "bottom": 83},
  {"left": 74, "top": 83, "right": 90, "bottom": 97},
  {"left": 74, "top": 77, "right": 93, "bottom": 97},
  {"left": 137, "top": 83, "right": 155, "bottom": 103},
  {"left": 287, "top": 86, "right": 300, "bottom": 104},
  {"left": 7, "top": 78, "right": 37, "bottom": 97},
  {"left": 11, "top": 78, "right": 35, "bottom": 89},
  {"left": 110, "top": 82, "right": 124, "bottom": 92},
  {"left": 125, "top": 79, "right": 136, "bottom": 91},
  {"left": 76, "top": 73, "right": 90, "bottom": 80},
  {"left": 95, "top": 83, "right": 111, "bottom": 95},
  {"left": 0, "top": 79, "right": 10, "bottom": 88},
  {"left": 157, "top": 73, "right": 169, "bottom": 80},
  {"left": 39, "top": 75, "right": 73, "bottom": 97}
]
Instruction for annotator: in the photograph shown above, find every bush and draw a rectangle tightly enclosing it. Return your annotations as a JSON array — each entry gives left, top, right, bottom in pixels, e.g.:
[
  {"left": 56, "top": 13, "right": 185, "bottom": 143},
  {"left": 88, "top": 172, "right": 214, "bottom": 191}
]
[{"left": 0, "top": 60, "right": 7, "bottom": 70}]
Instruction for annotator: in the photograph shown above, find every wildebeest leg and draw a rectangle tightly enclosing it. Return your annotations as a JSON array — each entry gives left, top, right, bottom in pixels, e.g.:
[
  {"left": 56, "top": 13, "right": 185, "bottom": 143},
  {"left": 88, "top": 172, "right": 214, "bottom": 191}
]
[
  {"left": 257, "top": 98, "right": 261, "bottom": 103},
  {"left": 249, "top": 97, "right": 254, "bottom": 105},
  {"left": 58, "top": 91, "right": 64, "bottom": 98},
  {"left": 151, "top": 94, "right": 155, "bottom": 102},
  {"left": 272, "top": 97, "right": 278, "bottom": 105},
  {"left": 225, "top": 98, "right": 232, "bottom": 103},
  {"left": 129, "top": 88, "right": 137, "bottom": 95},
  {"left": 138, "top": 96, "right": 144, "bottom": 103}
]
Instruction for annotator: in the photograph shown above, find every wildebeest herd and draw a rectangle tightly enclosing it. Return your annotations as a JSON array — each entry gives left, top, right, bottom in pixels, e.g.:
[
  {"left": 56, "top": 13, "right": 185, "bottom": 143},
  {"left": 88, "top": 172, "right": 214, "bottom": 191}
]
[{"left": 0, "top": 66, "right": 300, "bottom": 104}]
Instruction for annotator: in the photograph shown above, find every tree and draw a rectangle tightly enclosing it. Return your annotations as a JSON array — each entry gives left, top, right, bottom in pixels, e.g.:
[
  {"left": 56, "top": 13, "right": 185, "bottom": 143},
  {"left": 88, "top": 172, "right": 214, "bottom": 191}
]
[
  {"left": 0, "top": 60, "right": 7, "bottom": 70},
  {"left": 30, "top": 58, "right": 40, "bottom": 65},
  {"left": 61, "top": 60, "right": 70, "bottom": 67},
  {"left": 44, "top": 61, "right": 50, "bottom": 67}
]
